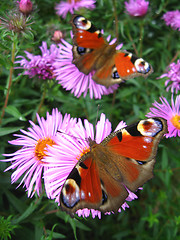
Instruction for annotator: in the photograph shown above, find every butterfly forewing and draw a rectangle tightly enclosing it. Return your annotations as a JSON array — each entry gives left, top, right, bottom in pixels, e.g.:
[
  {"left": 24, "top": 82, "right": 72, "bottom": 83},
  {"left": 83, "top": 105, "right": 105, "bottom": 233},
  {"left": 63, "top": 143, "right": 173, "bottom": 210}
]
[{"left": 71, "top": 15, "right": 106, "bottom": 49}]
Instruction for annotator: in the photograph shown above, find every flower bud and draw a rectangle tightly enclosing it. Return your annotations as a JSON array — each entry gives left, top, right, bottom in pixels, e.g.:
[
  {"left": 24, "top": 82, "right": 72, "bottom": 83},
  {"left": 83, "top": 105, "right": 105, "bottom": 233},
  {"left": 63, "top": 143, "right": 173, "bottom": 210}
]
[
  {"left": 52, "top": 30, "right": 64, "bottom": 43},
  {"left": 17, "top": 0, "right": 33, "bottom": 15}
]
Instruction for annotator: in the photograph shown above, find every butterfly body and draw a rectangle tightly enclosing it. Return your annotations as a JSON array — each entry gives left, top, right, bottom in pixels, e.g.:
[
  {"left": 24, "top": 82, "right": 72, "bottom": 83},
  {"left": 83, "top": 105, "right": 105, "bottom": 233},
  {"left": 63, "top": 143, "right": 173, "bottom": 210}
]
[
  {"left": 71, "top": 15, "right": 153, "bottom": 87},
  {"left": 60, "top": 118, "right": 167, "bottom": 217}
]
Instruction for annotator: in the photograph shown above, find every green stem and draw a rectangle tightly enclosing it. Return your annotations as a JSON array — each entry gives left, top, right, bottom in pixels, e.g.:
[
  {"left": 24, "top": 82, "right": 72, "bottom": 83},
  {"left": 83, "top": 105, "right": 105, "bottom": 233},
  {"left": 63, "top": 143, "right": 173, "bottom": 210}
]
[
  {"left": 33, "top": 88, "right": 47, "bottom": 123},
  {"left": 139, "top": 21, "right": 144, "bottom": 57},
  {"left": 112, "top": 0, "right": 119, "bottom": 41},
  {"left": 126, "top": 28, "right": 138, "bottom": 56},
  {"left": 0, "top": 36, "right": 17, "bottom": 125},
  {"left": 111, "top": 0, "right": 119, "bottom": 108}
]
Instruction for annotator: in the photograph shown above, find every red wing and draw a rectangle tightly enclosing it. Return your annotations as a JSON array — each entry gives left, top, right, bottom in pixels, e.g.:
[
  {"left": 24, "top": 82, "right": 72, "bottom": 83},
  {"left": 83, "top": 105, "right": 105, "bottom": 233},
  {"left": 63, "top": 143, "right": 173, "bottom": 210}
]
[
  {"left": 60, "top": 156, "right": 102, "bottom": 216},
  {"left": 103, "top": 118, "right": 167, "bottom": 192},
  {"left": 106, "top": 118, "right": 166, "bottom": 161},
  {"left": 115, "top": 51, "right": 153, "bottom": 79},
  {"left": 107, "top": 134, "right": 153, "bottom": 161},
  {"left": 71, "top": 15, "right": 106, "bottom": 49},
  {"left": 75, "top": 30, "right": 105, "bottom": 49},
  {"left": 60, "top": 154, "right": 128, "bottom": 216}
]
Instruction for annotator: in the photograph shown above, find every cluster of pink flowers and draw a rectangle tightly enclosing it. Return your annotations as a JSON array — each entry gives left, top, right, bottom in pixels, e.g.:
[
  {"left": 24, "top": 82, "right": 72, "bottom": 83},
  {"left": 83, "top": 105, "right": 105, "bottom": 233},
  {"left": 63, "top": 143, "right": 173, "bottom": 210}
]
[
  {"left": 55, "top": 0, "right": 96, "bottom": 19},
  {"left": 146, "top": 95, "right": 180, "bottom": 138},
  {"left": 124, "top": 0, "right": 149, "bottom": 17},
  {"left": 15, "top": 42, "right": 60, "bottom": 80},
  {"left": 159, "top": 60, "right": 180, "bottom": 94},
  {"left": 162, "top": 10, "right": 180, "bottom": 31}
]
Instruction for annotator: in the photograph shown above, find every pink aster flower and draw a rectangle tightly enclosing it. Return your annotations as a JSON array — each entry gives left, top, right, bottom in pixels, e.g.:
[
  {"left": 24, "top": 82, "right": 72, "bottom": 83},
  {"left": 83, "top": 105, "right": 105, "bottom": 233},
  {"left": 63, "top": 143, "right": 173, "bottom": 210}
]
[
  {"left": 55, "top": 0, "right": 96, "bottom": 19},
  {"left": 124, "top": 0, "right": 149, "bottom": 17},
  {"left": 53, "top": 35, "right": 122, "bottom": 99},
  {"left": 146, "top": 95, "right": 180, "bottom": 138},
  {"left": 159, "top": 60, "right": 180, "bottom": 94},
  {"left": 162, "top": 10, "right": 180, "bottom": 31},
  {"left": 17, "top": 0, "right": 33, "bottom": 15},
  {"left": 1, "top": 109, "right": 76, "bottom": 197},
  {"left": 15, "top": 42, "right": 60, "bottom": 80},
  {"left": 43, "top": 113, "right": 141, "bottom": 218}
]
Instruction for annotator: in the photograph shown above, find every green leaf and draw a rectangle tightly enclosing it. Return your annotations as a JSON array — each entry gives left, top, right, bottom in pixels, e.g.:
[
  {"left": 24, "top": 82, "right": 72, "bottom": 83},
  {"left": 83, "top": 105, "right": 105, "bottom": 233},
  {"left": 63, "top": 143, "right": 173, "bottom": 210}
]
[
  {"left": 5, "top": 190, "right": 27, "bottom": 214},
  {"left": 5, "top": 105, "right": 26, "bottom": 121},
  {"left": 13, "top": 197, "right": 42, "bottom": 224},
  {"left": 0, "top": 126, "right": 23, "bottom": 136}
]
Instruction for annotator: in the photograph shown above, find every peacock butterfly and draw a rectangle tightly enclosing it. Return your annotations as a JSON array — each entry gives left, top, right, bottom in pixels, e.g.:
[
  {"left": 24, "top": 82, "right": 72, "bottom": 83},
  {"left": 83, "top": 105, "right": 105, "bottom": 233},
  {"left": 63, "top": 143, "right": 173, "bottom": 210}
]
[
  {"left": 70, "top": 14, "right": 153, "bottom": 87},
  {"left": 60, "top": 118, "right": 167, "bottom": 217}
]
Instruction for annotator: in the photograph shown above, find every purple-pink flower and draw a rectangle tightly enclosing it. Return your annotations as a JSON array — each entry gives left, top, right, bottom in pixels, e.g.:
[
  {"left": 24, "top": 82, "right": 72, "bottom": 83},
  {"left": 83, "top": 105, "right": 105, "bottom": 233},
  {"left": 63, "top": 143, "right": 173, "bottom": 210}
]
[
  {"left": 43, "top": 113, "right": 140, "bottom": 218},
  {"left": 17, "top": 0, "right": 33, "bottom": 15},
  {"left": 1, "top": 109, "right": 76, "bottom": 197},
  {"left": 55, "top": 0, "right": 96, "bottom": 19},
  {"left": 146, "top": 95, "right": 180, "bottom": 138},
  {"left": 162, "top": 10, "right": 180, "bottom": 31},
  {"left": 124, "top": 0, "right": 149, "bottom": 17},
  {"left": 159, "top": 59, "right": 180, "bottom": 94},
  {"left": 15, "top": 42, "right": 60, "bottom": 80},
  {"left": 53, "top": 35, "right": 122, "bottom": 99}
]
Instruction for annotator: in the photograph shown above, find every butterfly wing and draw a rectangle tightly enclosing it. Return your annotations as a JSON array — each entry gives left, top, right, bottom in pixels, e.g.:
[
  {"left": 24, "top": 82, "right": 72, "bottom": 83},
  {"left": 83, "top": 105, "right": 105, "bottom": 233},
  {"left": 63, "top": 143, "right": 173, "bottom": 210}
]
[
  {"left": 102, "top": 118, "right": 167, "bottom": 192},
  {"left": 60, "top": 150, "right": 129, "bottom": 216},
  {"left": 114, "top": 51, "right": 153, "bottom": 80},
  {"left": 71, "top": 14, "right": 108, "bottom": 74},
  {"left": 92, "top": 50, "right": 153, "bottom": 87},
  {"left": 60, "top": 118, "right": 167, "bottom": 216}
]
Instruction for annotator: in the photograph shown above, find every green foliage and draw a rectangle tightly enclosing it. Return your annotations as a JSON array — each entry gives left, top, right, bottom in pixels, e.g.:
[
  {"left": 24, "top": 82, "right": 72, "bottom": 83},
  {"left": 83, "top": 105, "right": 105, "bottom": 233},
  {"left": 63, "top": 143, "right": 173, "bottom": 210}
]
[
  {"left": 0, "top": 0, "right": 180, "bottom": 239},
  {"left": 0, "top": 216, "right": 18, "bottom": 240}
]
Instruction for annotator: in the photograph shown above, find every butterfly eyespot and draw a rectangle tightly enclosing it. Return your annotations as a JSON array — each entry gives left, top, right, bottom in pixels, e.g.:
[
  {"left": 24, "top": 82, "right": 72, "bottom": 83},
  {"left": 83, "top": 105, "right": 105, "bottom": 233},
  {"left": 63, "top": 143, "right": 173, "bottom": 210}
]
[
  {"left": 138, "top": 119, "right": 163, "bottom": 137},
  {"left": 82, "top": 19, "right": 88, "bottom": 24},
  {"left": 61, "top": 179, "right": 80, "bottom": 208},
  {"left": 77, "top": 46, "right": 87, "bottom": 55},
  {"left": 134, "top": 58, "right": 151, "bottom": 74},
  {"left": 112, "top": 66, "right": 120, "bottom": 79},
  {"left": 74, "top": 16, "right": 92, "bottom": 30},
  {"left": 137, "top": 161, "right": 146, "bottom": 165},
  {"left": 112, "top": 70, "right": 120, "bottom": 79}
]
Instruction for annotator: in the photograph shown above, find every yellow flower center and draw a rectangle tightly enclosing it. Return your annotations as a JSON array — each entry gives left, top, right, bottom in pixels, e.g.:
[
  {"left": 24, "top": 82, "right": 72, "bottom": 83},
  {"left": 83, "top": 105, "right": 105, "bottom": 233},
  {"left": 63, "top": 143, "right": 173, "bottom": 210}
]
[
  {"left": 76, "top": 147, "right": 90, "bottom": 161},
  {"left": 171, "top": 114, "right": 180, "bottom": 130},
  {"left": 35, "top": 137, "right": 56, "bottom": 162}
]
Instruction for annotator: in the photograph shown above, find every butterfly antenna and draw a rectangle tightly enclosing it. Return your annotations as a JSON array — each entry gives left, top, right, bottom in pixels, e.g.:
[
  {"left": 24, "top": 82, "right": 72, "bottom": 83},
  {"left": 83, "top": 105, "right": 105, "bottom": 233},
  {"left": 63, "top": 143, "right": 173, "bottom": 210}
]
[
  {"left": 93, "top": 104, "right": 101, "bottom": 140},
  {"left": 57, "top": 130, "right": 85, "bottom": 142}
]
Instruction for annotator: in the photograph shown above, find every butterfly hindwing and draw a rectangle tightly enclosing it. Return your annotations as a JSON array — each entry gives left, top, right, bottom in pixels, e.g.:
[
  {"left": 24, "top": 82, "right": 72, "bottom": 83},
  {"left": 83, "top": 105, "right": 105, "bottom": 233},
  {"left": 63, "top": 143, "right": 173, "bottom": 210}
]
[
  {"left": 60, "top": 154, "right": 103, "bottom": 217},
  {"left": 60, "top": 146, "right": 129, "bottom": 216},
  {"left": 71, "top": 14, "right": 153, "bottom": 87},
  {"left": 60, "top": 118, "right": 167, "bottom": 217}
]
